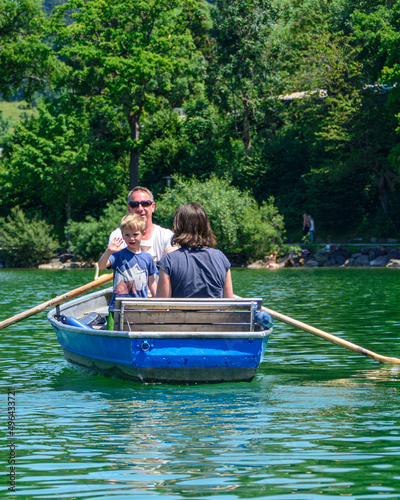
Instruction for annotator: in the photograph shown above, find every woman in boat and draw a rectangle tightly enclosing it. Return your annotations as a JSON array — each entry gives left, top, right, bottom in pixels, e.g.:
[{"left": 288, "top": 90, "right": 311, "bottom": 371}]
[{"left": 156, "top": 203, "right": 233, "bottom": 299}]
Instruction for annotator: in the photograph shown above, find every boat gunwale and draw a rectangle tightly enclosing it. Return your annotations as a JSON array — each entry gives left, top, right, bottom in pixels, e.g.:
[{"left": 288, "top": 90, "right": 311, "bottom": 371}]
[{"left": 48, "top": 318, "right": 271, "bottom": 339}]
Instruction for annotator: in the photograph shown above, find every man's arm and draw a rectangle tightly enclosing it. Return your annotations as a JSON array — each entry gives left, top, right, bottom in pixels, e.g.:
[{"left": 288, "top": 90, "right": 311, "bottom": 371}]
[{"left": 160, "top": 227, "right": 176, "bottom": 256}]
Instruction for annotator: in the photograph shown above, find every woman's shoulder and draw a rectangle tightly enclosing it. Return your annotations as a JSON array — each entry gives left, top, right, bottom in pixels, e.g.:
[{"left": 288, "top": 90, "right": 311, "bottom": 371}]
[
  {"left": 202, "top": 247, "right": 231, "bottom": 265},
  {"left": 205, "top": 247, "right": 226, "bottom": 255},
  {"left": 158, "top": 247, "right": 182, "bottom": 265}
]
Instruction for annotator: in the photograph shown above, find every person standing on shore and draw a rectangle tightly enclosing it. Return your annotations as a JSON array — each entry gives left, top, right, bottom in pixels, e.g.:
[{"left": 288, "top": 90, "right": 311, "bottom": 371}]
[
  {"left": 303, "top": 213, "right": 311, "bottom": 237},
  {"left": 309, "top": 216, "right": 315, "bottom": 243},
  {"left": 267, "top": 251, "right": 279, "bottom": 268}
]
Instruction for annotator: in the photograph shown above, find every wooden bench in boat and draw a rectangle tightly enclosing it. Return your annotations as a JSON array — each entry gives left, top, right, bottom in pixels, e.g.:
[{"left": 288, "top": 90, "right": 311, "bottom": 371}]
[{"left": 113, "top": 298, "right": 263, "bottom": 333}]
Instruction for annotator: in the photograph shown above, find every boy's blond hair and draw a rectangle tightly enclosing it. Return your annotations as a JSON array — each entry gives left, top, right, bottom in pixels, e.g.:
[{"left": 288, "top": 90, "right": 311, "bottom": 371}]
[{"left": 120, "top": 214, "right": 145, "bottom": 233}]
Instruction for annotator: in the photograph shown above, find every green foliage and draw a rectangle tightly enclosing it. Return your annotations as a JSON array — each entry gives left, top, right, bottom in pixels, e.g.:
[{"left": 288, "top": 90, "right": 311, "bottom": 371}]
[
  {"left": 0, "top": 94, "right": 127, "bottom": 231},
  {"left": 0, "top": 206, "right": 59, "bottom": 267},
  {"left": 140, "top": 98, "right": 249, "bottom": 191},
  {"left": 0, "top": 112, "right": 10, "bottom": 144},
  {"left": 68, "top": 176, "right": 285, "bottom": 262},
  {"left": 156, "top": 175, "right": 284, "bottom": 259},
  {"left": 42, "top": 0, "right": 69, "bottom": 16},
  {"left": 2, "top": 0, "right": 400, "bottom": 251},
  {"left": 68, "top": 197, "right": 128, "bottom": 261},
  {"left": 251, "top": 0, "right": 400, "bottom": 236},
  {"left": 49, "top": 0, "right": 208, "bottom": 187},
  {"left": 208, "top": 0, "right": 284, "bottom": 152},
  {"left": 0, "top": 0, "right": 60, "bottom": 99},
  {"left": 0, "top": 100, "right": 38, "bottom": 132}
]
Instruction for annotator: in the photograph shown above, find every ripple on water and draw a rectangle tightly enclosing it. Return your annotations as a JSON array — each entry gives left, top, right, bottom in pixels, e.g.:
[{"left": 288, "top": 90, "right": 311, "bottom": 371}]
[{"left": 1, "top": 268, "right": 400, "bottom": 499}]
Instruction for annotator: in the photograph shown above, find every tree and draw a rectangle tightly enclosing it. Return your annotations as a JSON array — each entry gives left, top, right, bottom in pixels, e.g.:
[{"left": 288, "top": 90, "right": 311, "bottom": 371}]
[
  {"left": 269, "top": 0, "right": 400, "bottom": 234},
  {"left": 255, "top": 1, "right": 381, "bottom": 235},
  {"left": 1, "top": 94, "right": 127, "bottom": 235},
  {"left": 68, "top": 197, "right": 128, "bottom": 260},
  {"left": 50, "top": 0, "right": 207, "bottom": 188},
  {"left": 68, "top": 175, "right": 284, "bottom": 261},
  {"left": 0, "top": 0, "right": 59, "bottom": 99},
  {"left": 42, "top": 0, "right": 69, "bottom": 16},
  {"left": 208, "top": 0, "right": 283, "bottom": 153},
  {"left": 139, "top": 98, "right": 249, "bottom": 192},
  {"left": 316, "top": 1, "right": 400, "bottom": 227}
]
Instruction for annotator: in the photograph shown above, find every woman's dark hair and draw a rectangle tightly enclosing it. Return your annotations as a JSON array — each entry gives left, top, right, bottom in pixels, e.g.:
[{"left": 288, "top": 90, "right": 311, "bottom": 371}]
[{"left": 171, "top": 203, "right": 217, "bottom": 249}]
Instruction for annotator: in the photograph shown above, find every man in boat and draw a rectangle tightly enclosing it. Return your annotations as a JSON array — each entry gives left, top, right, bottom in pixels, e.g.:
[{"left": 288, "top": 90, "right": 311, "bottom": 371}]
[{"left": 108, "top": 186, "right": 175, "bottom": 263}]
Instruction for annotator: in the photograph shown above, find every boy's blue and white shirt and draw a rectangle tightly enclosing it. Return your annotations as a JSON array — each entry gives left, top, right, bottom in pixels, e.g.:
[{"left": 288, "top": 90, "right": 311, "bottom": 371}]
[{"left": 108, "top": 248, "right": 157, "bottom": 311}]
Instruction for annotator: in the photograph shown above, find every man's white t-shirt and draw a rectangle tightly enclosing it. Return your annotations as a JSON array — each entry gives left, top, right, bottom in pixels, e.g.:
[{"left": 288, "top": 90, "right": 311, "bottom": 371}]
[{"left": 108, "top": 224, "right": 173, "bottom": 263}]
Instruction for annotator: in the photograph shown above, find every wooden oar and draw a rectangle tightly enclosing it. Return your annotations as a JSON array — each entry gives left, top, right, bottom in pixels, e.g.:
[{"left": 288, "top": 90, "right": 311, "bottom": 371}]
[
  {"left": 234, "top": 295, "right": 400, "bottom": 364},
  {"left": 0, "top": 272, "right": 113, "bottom": 331}
]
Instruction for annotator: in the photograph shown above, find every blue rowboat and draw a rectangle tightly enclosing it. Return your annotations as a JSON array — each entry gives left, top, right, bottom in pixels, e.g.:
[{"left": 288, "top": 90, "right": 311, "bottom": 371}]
[{"left": 47, "top": 288, "right": 272, "bottom": 384}]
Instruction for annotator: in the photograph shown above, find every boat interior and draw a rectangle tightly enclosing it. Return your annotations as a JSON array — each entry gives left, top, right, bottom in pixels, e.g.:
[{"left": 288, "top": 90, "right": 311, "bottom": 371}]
[{"left": 51, "top": 289, "right": 268, "bottom": 335}]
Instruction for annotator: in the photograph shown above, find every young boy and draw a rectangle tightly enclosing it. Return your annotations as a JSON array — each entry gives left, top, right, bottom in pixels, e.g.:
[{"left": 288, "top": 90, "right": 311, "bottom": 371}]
[{"left": 98, "top": 214, "right": 157, "bottom": 317}]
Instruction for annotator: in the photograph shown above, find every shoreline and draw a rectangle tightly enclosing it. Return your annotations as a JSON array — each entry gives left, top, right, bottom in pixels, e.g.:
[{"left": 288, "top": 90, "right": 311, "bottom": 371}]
[
  {"left": 1, "top": 243, "right": 400, "bottom": 270},
  {"left": 248, "top": 244, "right": 400, "bottom": 269}
]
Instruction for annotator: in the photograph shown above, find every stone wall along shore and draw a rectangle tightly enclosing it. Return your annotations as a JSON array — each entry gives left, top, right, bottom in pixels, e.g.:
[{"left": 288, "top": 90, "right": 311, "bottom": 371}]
[{"left": 249, "top": 245, "right": 400, "bottom": 269}]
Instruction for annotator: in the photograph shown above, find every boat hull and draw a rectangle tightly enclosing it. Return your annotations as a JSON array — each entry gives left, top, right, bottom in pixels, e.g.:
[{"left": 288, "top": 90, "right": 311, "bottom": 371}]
[
  {"left": 47, "top": 289, "right": 271, "bottom": 384},
  {"left": 52, "top": 324, "right": 269, "bottom": 383}
]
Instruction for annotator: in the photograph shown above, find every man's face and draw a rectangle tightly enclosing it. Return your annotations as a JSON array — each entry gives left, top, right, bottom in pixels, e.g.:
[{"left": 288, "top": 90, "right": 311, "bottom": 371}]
[{"left": 127, "top": 191, "right": 155, "bottom": 227}]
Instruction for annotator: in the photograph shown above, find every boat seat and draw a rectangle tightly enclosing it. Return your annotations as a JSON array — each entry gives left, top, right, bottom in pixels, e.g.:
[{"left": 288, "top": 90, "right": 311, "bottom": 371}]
[{"left": 113, "top": 298, "right": 262, "bottom": 333}]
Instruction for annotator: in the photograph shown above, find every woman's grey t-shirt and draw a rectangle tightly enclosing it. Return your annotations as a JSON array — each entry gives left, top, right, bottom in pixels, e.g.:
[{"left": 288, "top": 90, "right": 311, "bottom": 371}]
[{"left": 157, "top": 247, "right": 231, "bottom": 298}]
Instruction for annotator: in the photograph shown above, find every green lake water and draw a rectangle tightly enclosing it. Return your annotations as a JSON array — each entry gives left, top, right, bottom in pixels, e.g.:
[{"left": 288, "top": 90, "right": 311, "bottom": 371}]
[{"left": 1, "top": 267, "right": 400, "bottom": 499}]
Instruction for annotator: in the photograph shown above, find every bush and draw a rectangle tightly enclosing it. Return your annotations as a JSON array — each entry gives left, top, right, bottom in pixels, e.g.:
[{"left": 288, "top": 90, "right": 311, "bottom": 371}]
[
  {"left": 0, "top": 207, "right": 59, "bottom": 267},
  {"left": 156, "top": 175, "right": 285, "bottom": 260},
  {"left": 68, "top": 197, "right": 128, "bottom": 261}
]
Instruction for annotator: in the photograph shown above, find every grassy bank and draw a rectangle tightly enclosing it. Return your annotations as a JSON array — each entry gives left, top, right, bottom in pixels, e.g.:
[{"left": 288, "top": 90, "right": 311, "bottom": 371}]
[{"left": 0, "top": 100, "right": 38, "bottom": 129}]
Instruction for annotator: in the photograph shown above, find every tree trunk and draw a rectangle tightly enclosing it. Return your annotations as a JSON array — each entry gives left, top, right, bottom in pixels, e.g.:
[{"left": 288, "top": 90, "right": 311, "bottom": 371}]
[
  {"left": 66, "top": 185, "right": 71, "bottom": 247},
  {"left": 127, "top": 111, "right": 141, "bottom": 189},
  {"left": 243, "top": 100, "right": 251, "bottom": 153},
  {"left": 372, "top": 168, "right": 389, "bottom": 216},
  {"left": 129, "top": 149, "right": 140, "bottom": 190}
]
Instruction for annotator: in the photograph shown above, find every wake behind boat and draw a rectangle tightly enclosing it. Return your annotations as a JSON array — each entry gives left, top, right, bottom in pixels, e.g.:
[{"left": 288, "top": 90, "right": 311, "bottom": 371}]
[{"left": 47, "top": 289, "right": 272, "bottom": 384}]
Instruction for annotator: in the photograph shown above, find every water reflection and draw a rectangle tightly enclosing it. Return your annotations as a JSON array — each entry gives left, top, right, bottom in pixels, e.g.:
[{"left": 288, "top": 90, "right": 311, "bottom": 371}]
[
  {"left": 14, "top": 376, "right": 398, "bottom": 499},
  {"left": 354, "top": 364, "right": 400, "bottom": 382},
  {"left": 1, "top": 268, "right": 400, "bottom": 499}
]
